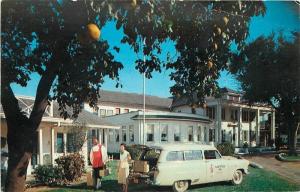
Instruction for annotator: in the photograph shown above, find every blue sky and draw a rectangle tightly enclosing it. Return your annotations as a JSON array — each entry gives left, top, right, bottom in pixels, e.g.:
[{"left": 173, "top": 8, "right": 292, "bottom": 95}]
[{"left": 12, "top": 1, "right": 300, "bottom": 98}]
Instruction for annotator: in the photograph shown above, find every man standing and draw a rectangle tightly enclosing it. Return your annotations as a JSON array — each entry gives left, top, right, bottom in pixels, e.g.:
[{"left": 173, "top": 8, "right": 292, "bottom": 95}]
[{"left": 89, "top": 137, "right": 108, "bottom": 190}]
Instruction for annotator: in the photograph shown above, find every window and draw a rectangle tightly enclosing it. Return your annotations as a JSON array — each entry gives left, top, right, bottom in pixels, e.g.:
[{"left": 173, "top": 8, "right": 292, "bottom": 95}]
[
  {"left": 122, "top": 126, "right": 126, "bottom": 142},
  {"left": 107, "top": 110, "right": 113, "bottom": 116},
  {"left": 243, "top": 130, "right": 248, "bottom": 141},
  {"left": 100, "top": 109, "right": 106, "bottom": 117},
  {"left": 221, "top": 108, "right": 226, "bottom": 120},
  {"left": 147, "top": 124, "right": 154, "bottom": 142},
  {"left": 174, "top": 126, "right": 180, "bottom": 142},
  {"left": 197, "top": 126, "right": 201, "bottom": 142},
  {"left": 66, "top": 133, "right": 75, "bottom": 153},
  {"left": 206, "top": 107, "right": 215, "bottom": 119},
  {"left": 221, "top": 130, "right": 226, "bottom": 142},
  {"left": 188, "top": 126, "right": 193, "bottom": 141},
  {"left": 161, "top": 124, "right": 168, "bottom": 142},
  {"left": 204, "top": 127, "right": 207, "bottom": 142},
  {"left": 129, "top": 125, "right": 134, "bottom": 142},
  {"left": 109, "top": 130, "right": 114, "bottom": 142},
  {"left": 231, "top": 109, "right": 238, "bottom": 121},
  {"left": 115, "top": 130, "right": 120, "bottom": 142},
  {"left": 124, "top": 109, "right": 129, "bottom": 113},
  {"left": 242, "top": 110, "right": 249, "bottom": 122},
  {"left": 56, "top": 133, "right": 64, "bottom": 153},
  {"left": 115, "top": 108, "right": 121, "bottom": 115},
  {"left": 184, "top": 150, "right": 203, "bottom": 160},
  {"left": 209, "top": 129, "right": 215, "bottom": 142},
  {"left": 204, "top": 150, "right": 221, "bottom": 160},
  {"left": 166, "top": 151, "right": 184, "bottom": 161}
]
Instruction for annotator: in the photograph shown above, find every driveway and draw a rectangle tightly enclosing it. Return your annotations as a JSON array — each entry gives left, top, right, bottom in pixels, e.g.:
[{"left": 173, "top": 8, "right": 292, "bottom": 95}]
[{"left": 244, "top": 154, "right": 300, "bottom": 184}]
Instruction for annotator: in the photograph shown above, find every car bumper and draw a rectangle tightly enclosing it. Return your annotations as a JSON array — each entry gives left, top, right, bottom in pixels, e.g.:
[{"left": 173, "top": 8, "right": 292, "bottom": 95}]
[{"left": 245, "top": 168, "right": 250, "bottom": 174}]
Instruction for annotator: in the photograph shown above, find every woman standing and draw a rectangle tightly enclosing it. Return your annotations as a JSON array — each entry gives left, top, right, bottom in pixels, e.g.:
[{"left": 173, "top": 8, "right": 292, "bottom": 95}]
[{"left": 118, "top": 143, "right": 131, "bottom": 192}]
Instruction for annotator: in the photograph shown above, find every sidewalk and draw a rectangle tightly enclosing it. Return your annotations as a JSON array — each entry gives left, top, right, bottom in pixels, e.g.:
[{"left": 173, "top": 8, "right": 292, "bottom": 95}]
[{"left": 244, "top": 154, "right": 300, "bottom": 184}]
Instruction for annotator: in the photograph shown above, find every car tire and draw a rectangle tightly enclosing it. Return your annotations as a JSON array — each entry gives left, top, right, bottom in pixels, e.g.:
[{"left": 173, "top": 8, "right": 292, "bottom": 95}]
[
  {"left": 173, "top": 180, "right": 189, "bottom": 192},
  {"left": 231, "top": 170, "right": 243, "bottom": 185}
]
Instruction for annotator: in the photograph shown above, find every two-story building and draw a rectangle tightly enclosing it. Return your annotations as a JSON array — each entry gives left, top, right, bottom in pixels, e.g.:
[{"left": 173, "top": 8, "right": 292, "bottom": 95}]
[{"left": 172, "top": 88, "right": 276, "bottom": 147}]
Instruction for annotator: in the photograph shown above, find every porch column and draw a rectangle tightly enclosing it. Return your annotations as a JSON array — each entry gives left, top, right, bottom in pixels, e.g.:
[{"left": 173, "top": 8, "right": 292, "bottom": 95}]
[
  {"left": 51, "top": 127, "right": 55, "bottom": 165},
  {"left": 82, "top": 131, "right": 88, "bottom": 168},
  {"left": 238, "top": 107, "right": 242, "bottom": 147},
  {"left": 249, "top": 109, "right": 252, "bottom": 147},
  {"left": 98, "top": 129, "right": 102, "bottom": 144},
  {"left": 234, "top": 126, "right": 238, "bottom": 147},
  {"left": 38, "top": 128, "right": 43, "bottom": 165},
  {"left": 271, "top": 110, "right": 276, "bottom": 141},
  {"left": 104, "top": 129, "right": 108, "bottom": 148},
  {"left": 216, "top": 102, "right": 222, "bottom": 143},
  {"left": 256, "top": 109, "right": 260, "bottom": 146},
  {"left": 63, "top": 132, "right": 67, "bottom": 154}
]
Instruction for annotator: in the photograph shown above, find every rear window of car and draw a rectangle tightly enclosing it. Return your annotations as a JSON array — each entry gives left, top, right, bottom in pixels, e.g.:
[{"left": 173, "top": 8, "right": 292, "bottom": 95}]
[
  {"left": 166, "top": 151, "right": 184, "bottom": 161},
  {"left": 204, "top": 150, "right": 221, "bottom": 160},
  {"left": 184, "top": 150, "right": 203, "bottom": 160}
]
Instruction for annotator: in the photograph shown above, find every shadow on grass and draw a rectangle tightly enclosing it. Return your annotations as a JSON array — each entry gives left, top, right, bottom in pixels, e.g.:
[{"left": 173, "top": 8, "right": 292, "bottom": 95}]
[{"left": 63, "top": 180, "right": 232, "bottom": 192}]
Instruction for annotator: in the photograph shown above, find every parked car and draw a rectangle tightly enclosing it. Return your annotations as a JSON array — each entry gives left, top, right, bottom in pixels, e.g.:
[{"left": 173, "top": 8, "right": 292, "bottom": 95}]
[{"left": 130, "top": 144, "right": 249, "bottom": 192}]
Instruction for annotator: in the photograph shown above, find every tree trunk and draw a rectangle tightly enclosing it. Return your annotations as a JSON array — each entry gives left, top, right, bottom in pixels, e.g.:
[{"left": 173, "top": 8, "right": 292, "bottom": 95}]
[
  {"left": 288, "top": 124, "right": 298, "bottom": 156},
  {"left": 5, "top": 116, "right": 37, "bottom": 192}
]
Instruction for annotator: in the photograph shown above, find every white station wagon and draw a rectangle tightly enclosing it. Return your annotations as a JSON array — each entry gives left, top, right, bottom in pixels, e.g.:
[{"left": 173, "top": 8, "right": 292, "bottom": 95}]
[{"left": 133, "top": 144, "right": 249, "bottom": 192}]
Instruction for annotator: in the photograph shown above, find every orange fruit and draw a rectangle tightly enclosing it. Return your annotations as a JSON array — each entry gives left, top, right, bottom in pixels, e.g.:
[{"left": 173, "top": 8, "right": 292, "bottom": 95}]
[
  {"left": 207, "top": 60, "right": 213, "bottom": 69},
  {"left": 214, "top": 43, "right": 218, "bottom": 50},
  {"left": 216, "top": 27, "right": 222, "bottom": 35},
  {"left": 86, "top": 23, "right": 101, "bottom": 41},
  {"left": 131, "top": 0, "right": 137, "bottom": 7},
  {"left": 223, "top": 16, "right": 229, "bottom": 25}
]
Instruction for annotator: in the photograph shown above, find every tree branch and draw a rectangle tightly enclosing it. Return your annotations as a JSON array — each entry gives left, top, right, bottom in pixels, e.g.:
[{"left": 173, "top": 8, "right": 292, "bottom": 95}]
[
  {"left": 29, "top": 67, "right": 57, "bottom": 129},
  {"left": 0, "top": 82, "right": 24, "bottom": 121}
]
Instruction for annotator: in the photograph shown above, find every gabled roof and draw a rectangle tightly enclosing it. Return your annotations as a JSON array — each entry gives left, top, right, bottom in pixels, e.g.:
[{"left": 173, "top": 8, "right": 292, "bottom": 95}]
[
  {"left": 0, "top": 96, "right": 119, "bottom": 129},
  {"left": 171, "top": 87, "right": 241, "bottom": 108},
  {"left": 220, "top": 87, "right": 241, "bottom": 95},
  {"left": 98, "top": 90, "right": 172, "bottom": 110}
]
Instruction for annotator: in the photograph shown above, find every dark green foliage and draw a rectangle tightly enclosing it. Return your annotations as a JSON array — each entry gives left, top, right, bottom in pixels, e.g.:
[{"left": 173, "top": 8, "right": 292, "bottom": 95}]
[
  {"left": 33, "top": 165, "right": 64, "bottom": 186},
  {"left": 126, "top": 145, "right": 146, "bottom": 160},
  {"left": 55, "top": 153, "right": 85, "bottom": 183},
  {"left": 217, "top": 142, "right": 235, "bottom": 156},
  {"left": 231, "top": 33, "right": 300, "bottom": 155}
]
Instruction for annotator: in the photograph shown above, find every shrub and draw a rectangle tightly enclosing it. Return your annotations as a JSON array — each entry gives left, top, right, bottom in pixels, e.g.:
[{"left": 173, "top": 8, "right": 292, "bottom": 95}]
[
  {"left": 243, "top": 142, "right": 249, "bottom": 148},
  {"left": 217, "top": 142, "right": 235, "bottom": 156},
  {"left": 34, "top": 165, "right": 63, "bottom": 186},
  {"left": 126, "top": 145, "right": 146, "bottom": 160},
  {"left": 55, "top": 153, "right": 85, "bottom": 183}
]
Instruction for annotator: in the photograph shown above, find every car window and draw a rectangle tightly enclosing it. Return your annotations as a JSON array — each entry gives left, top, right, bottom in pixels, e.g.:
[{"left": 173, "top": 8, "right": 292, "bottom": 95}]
[
  {"left": 166, "top": 151, "right": 184, "bottom": 161},
  {"left": 184, "top": 150, "right": 203, "bottom": 160},
  {"left": 204, "top": 150, "right": 221, "bottom": 160}
]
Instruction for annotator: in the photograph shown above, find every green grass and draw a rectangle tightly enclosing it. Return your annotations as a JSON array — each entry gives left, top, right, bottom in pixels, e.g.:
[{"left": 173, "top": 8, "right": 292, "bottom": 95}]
[
  {"left": 282, "top": 155, "right": 300, "bottom": 161},
  {"left": 45, "top": 161, "right": 300, "bottom": 192}
]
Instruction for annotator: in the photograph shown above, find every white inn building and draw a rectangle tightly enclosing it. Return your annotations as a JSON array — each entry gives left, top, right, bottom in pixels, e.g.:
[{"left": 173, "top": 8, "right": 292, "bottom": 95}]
[{"left": 1, "top": 88, "right": 275, "bottom": 174}]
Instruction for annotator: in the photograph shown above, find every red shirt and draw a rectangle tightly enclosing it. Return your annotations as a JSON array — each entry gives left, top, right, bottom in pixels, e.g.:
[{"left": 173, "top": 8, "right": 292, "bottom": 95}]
[{"left": 92, "top": 144, "right": 104, "bottom": 168}]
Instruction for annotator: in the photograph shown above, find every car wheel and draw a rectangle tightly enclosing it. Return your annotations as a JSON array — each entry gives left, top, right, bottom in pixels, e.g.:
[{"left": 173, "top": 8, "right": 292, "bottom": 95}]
[
  {"left": 231, "top": 170, "right": 243, "bottom": 185},
  {"left": 173, "top": 180, "right": 189, "bottom": 192}
]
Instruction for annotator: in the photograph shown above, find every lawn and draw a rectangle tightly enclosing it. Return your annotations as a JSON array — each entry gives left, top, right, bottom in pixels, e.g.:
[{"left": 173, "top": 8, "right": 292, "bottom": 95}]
[
  {"left": 44, "top": 161, "right": 300, "bottom": 192},
  {"left": 282, "top": 155, "right": 300, "bottom": 161}
]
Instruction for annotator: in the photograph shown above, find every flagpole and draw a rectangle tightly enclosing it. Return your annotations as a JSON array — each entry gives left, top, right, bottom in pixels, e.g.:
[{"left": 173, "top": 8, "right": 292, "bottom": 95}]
[{"left": 143, "top": 37, "right": 146, "bottom": 145}]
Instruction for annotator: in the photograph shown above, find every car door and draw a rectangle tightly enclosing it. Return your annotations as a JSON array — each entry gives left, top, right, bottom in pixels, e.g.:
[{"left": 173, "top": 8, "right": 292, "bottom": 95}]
[
  {"left": 183, "top": 150, "right": 207, "bottom": 185},
  {"left": 204, "top": 150, "right": 227, "bottom": 183}
]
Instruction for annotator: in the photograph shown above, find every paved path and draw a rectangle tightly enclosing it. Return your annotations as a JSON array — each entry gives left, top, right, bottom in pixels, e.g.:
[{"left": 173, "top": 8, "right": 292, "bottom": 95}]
[{"left": 244, "top": 154, "right": 300, "bottom": 184}]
